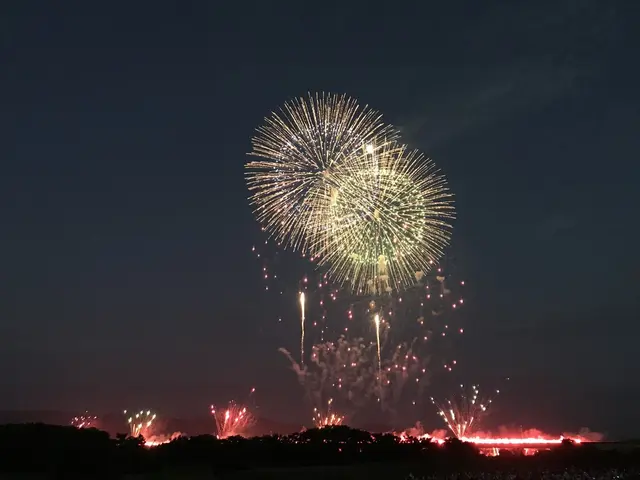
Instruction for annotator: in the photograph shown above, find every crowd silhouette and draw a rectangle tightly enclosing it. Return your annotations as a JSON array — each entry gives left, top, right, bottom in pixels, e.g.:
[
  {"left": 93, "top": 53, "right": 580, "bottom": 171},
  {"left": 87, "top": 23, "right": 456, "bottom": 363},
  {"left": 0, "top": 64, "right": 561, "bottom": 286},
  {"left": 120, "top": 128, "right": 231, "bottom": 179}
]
[{"left": 0, "top": 424, "right": 638, "bottom": 477}]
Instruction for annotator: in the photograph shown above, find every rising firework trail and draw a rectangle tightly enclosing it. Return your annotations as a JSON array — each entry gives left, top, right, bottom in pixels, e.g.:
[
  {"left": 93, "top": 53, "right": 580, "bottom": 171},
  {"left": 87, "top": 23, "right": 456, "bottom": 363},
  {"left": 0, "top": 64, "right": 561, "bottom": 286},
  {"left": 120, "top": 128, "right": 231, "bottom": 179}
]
[
  {"left": 280, "top": 333, "right": 432, "bottom": 421},
  {"left": 300, "top": 291, "right": 305, "bottom": 364},
  {"left": 431, "top": 384, "right": 499, "bottom": 438},
  {"left": 124, "top": 409, "right": 157, "bottom": 439}
]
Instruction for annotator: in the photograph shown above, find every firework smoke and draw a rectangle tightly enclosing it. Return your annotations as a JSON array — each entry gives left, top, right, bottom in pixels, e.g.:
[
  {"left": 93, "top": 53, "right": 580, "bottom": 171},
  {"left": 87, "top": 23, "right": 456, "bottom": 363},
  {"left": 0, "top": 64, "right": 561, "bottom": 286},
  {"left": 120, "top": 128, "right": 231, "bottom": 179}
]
[{"left": 280, "top": 333, "right": 429, "bottom": 420}]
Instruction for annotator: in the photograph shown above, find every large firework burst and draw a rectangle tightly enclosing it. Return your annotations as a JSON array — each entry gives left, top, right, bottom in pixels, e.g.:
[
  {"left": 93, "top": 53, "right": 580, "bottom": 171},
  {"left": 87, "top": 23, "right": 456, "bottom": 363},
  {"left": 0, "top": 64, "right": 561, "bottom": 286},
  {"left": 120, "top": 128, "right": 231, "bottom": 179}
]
[
  {"left": 312, "top": 142, "right": 455, "bottom": 293},
  {"left": 247, "top": 94, "right": 454, "bottom": 294},
  {"left": 246, "top": 92, "right": 398, "bottom": 255}
]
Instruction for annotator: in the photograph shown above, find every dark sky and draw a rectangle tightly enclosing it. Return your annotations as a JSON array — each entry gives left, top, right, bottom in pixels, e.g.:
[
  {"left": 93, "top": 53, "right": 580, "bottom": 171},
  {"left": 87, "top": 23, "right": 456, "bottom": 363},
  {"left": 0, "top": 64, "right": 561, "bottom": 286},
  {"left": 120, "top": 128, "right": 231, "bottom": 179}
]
[{"left": 1, "top": 1, "right": 639, "bottom": 438}]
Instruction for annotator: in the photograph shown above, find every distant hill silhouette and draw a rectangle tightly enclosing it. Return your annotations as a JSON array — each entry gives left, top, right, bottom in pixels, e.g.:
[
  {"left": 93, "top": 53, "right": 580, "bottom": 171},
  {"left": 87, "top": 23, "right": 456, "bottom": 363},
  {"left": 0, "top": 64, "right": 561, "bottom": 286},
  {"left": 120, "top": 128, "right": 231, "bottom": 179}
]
[{"left": 0, "top": 410, "right": 302, "bottom": 437}]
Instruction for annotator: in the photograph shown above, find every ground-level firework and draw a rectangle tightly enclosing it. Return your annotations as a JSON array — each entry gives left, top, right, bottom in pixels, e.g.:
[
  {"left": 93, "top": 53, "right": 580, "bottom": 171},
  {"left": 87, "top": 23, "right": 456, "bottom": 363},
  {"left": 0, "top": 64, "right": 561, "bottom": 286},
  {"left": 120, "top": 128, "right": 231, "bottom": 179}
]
[
  {"left": 210, "top": 402, "right": 256, "bottom": 439},
  {"left": 70, "top": 412, "right": 98, "bottom": 429},
  {"left": 397, "top": 428, "right": 587, "bottom": 456},
  {"left": 431, "top": 384, "right": 499, "bottom": 438},
  {"left": 313, "top": 398, "right": 344, "bottom": 428},
  {"left": 124, "top": 409, "right": 157, "bottom": 438},
  {"left": 144, "top": 432, "right": 184, "bottom": 448}
]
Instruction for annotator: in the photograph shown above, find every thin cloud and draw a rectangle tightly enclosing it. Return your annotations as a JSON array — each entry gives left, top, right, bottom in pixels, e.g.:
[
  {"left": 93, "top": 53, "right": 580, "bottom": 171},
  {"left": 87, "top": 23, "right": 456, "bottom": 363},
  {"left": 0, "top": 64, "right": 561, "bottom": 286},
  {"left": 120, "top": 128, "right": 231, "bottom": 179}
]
[{"left": 398, "top": 63, "right": 582, "bottom": 149}]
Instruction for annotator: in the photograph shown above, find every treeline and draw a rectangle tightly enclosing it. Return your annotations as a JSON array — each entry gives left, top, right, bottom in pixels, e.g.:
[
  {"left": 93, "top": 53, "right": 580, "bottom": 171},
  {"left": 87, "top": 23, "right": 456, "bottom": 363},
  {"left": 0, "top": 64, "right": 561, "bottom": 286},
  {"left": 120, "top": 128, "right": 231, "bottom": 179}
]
[{"left": 0, "top": 424, "right": 638, "bottom": 475}]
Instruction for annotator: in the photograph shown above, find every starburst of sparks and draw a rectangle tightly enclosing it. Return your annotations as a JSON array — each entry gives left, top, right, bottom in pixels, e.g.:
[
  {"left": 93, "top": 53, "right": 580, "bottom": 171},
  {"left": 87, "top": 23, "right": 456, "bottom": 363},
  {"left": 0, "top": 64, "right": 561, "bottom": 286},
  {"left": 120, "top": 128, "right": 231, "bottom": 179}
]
[
  {"left": 247, "top": 100, "right": 455, "bottom": 294},
  {"left": 70, "top": 413, "right": 98, "bottom": 429},
  {"left": 313, "top": 398, "right": 345, "bottom": 428},
  {"left": 431, "top": 384, "right": 498, "bottom": 438},
  {"left": 124, "top": 409, "right": 157, "bottom": 438},
  {"left": 246, "top": 92, "right": 399, "bottom": 259},
  {"left": 309, "top": 142, "right": 455, "bottom": 293},
  {"left": 211, "top": 402, "right": 256, "bottom": 439},
  {"left": 373, "top": 313, "right": 382, "bottom": 400}
]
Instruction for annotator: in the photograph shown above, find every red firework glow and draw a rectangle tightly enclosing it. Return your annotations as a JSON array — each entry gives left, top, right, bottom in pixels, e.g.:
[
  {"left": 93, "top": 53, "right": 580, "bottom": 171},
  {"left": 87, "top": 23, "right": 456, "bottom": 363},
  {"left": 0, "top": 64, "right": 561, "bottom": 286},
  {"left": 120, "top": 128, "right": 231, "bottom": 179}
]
[
  {"left": 396, "top": 426, "right": 591, "bottom": 456},
  {"left": 144, "top": 432, "right": 184, "bottom": 447}
]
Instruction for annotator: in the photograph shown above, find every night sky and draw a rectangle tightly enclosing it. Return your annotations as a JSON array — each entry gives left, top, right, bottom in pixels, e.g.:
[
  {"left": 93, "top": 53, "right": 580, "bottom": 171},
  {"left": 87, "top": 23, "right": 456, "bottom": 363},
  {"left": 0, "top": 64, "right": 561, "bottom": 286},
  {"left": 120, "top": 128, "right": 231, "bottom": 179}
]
[{"left": 2, "top": 2, "right": 639, "bottom": 438}]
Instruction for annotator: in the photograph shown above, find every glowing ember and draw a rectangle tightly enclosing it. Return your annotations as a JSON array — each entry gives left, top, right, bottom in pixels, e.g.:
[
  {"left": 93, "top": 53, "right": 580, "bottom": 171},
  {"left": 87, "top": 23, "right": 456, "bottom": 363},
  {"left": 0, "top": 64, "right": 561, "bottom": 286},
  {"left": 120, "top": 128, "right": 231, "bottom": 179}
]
[{"left": 144, "top": 432, "right": 183, "bottom": 447}]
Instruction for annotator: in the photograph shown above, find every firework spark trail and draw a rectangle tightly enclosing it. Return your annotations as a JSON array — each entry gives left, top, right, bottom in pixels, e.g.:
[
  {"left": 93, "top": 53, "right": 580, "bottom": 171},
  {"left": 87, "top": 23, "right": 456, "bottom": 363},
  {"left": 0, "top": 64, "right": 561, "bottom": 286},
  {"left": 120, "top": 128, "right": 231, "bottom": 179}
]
[
  {"left": 299, "top": 291, "right": 305, "bottom": 364},
  {"left": 124, "top": 410, "right": 157, "bottom": 439},
  {"left": 210, "top": 402, "right": 256, "bottom": 439},
  {"left": 70, "top": 413, "right": 98, "bottom": 429},
  {"left": 431, "top": 384, "right": 498, "bottom": 438},
  {"left": 246, "top": 92, "right": 398, "bottom": 256},
  {"left": 313, "top": 398, "right": 345, "bottom": 428}
]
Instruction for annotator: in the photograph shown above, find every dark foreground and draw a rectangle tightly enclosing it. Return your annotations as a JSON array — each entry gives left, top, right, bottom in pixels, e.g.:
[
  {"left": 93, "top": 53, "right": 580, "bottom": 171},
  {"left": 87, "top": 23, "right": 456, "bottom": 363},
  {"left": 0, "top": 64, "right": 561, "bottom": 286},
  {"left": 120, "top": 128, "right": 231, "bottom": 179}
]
[
  {"left": 1, "top": 467, "right": 637, "bottom": 479},
  {"left": 1, "top": 424, "right": 639, "bottom": 478}
]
